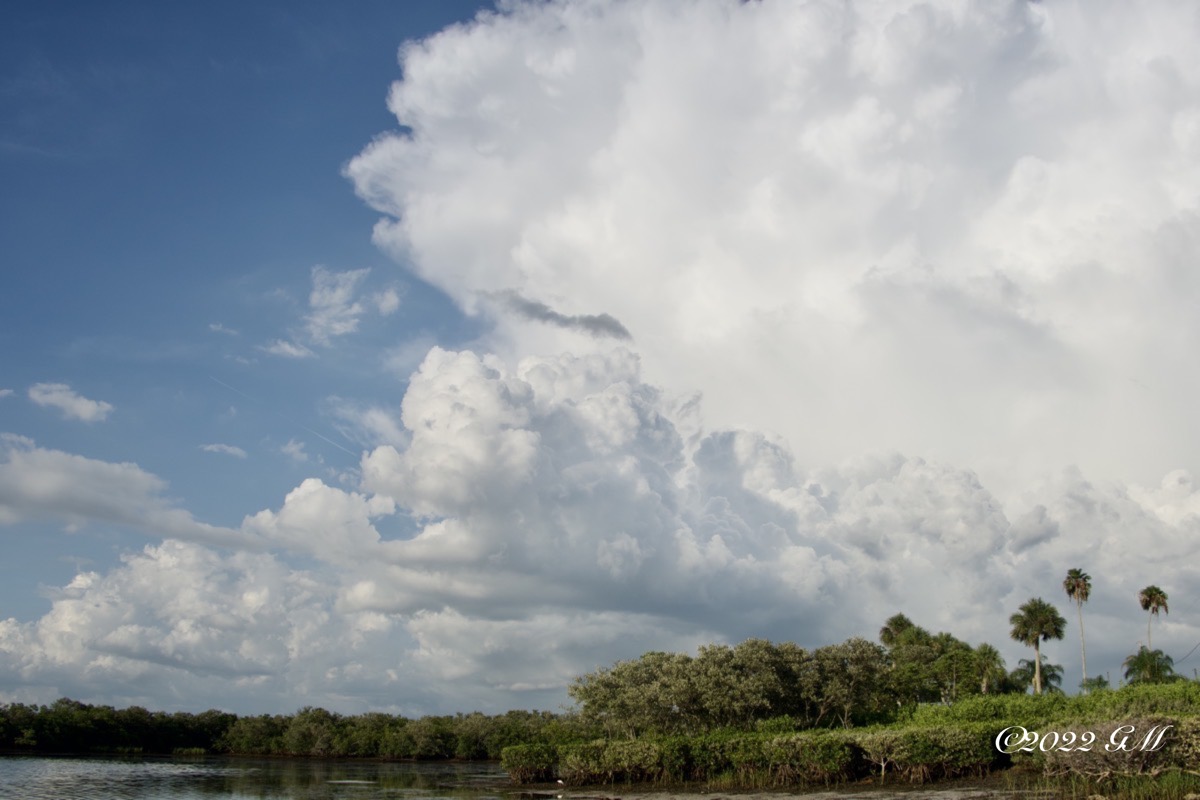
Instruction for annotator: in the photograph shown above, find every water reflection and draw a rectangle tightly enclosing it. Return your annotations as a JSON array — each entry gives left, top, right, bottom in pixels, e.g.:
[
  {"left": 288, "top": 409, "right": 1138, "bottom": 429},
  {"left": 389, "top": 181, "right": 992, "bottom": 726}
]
[{"left": 0, "top": 756, "right": 512, "bottom": 800}]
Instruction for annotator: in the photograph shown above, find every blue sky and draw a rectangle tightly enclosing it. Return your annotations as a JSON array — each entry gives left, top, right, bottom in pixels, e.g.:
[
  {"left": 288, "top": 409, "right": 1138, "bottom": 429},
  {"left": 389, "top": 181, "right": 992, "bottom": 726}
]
[
  {"left": 4, "top": 0, "right": 1200, "bottom": 715},
  {"left": 2, "top": 2, "right": 486, "bottom": 610}
]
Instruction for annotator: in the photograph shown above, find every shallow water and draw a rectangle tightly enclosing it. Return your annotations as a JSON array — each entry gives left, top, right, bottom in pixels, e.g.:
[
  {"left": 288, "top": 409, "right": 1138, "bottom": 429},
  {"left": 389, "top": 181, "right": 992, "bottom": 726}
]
[{"left": 0, "top": 755, "right": 512, "bottom": 800}]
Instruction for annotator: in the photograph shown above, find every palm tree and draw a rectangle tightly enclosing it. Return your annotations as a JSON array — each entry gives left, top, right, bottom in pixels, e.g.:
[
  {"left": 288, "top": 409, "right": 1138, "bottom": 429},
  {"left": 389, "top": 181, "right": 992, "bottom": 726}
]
[
  {"left": 879, "top": 613, "right": 916, "bottom": 647},
  {"left": 1138, "top": 585, "right": 1169, "bottom": 649},
  {"left": 1009, "top": 597, "right": 1067, "bottom": 695},
  {"left": 973, "top": 643, "right": 1007, "bottom": 695},
  {"left": 1123, "top": 646, "right": 1180, "bottom": 685},
  {"left": 1063, "top": 569, "right": 1092, "bottom": 690},
  {"left": 1012, "top": 657, "right": 1064, "bottom": 694}
]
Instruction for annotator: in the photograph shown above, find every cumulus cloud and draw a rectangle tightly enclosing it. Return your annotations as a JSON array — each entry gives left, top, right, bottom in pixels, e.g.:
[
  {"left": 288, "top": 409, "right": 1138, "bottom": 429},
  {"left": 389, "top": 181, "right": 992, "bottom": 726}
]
[
  {"left": 0, "top": 541, "right": 383, "bottom": 710},
  {"left": 5, "top": 350, "right": 1200, "bottom": 712},
  {"left": 28, "top": 382, "right": 113, "bottom": 422},
  {"left": 347, "top": 0, "right": 1200, "bottom": 499},
  {"left": 199, "top": 443, "right": 247, "bottom": 459}
]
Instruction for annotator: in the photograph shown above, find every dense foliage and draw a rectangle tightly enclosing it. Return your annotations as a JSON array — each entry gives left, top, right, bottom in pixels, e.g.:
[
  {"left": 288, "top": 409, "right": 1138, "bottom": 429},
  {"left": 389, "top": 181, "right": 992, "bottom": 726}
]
[
  {"left": 0, "top": 699, "right": 235, "bottom": 754},
  {"left": 567, "top": 619, "right": 1046, "bottom": 738},
  {"left": 0, "top": 700, "right": 590, "bottom": 758}
]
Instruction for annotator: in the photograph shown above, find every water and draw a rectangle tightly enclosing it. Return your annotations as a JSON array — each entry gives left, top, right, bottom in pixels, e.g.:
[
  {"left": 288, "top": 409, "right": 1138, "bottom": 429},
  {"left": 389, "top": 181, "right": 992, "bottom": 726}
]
[{"left": 0, "top": 756, "right": 513, "bottom": 800}]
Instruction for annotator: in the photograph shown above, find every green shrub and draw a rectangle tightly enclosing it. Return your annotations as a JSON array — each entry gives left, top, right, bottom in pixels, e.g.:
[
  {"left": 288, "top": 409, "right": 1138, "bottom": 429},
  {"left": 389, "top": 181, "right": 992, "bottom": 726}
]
[
  {"left": 855, "top": 729, "right": 902, "bottom": 781},
  {"left": 756, "top": 715, "right": 804, "bottom": 734},
  {"left": 557, "top": 740, "right": 608, "bottom": 785},
  {"left": 600, "top": 739, "right": 663, "bottom": 783},
  {"left": 687, "top": 732, "right": 740, "bottom": 781},
  {"left": 658, "top": 736, "right": 691, "bottom": 782},
  {"left": 764, "top": 731, "right": 858, "bottom": 785},
  {"left": 1067, "top": 683, "right": 1200, "bottom": 723},
  {"left": 907, "top": 694, "right": 1067, "bottom": 730},
  {"left": 501, "top": 743, "right": 559, "bottom": 784},
  {"left": 1036, "top": 717, "right": 1179, "bottom": 779},
  {"left": 730, "top": 735, "right": 768, "bottom": 783},
  {"left": 885, "top": 724, "right": 999, "bottom": 783}
]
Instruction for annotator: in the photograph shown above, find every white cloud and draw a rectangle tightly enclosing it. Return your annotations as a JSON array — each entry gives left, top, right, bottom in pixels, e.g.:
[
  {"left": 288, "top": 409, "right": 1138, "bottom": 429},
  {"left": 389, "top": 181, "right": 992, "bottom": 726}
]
[
  {"left": 208, "top": 322, "right": 239, "bottom": 336},
  {"left": 347, "top": 0, "right": 1200, "bottom": 500},
  {"left": 0, "top": 435, "right": 254, "bottom": 549},
  {"left": 382, "top": 336, "right": 442, "bottom": 378},
  {"left": 325, "top": 397, "right": 409, "bottom": 449},
  {"left": 4, "top": 350, "right": 1200, "bottom": 712},
  {"left": 258, "top": 339, "right": 314, "bottom": 359},
  {"left": 263, "top": 268, "right": 401, "bottom": 356},
  {"left": 306, "top": 266, "right": 370, "bottom": 344},
  {"left": 281, "top": 439, "right": 309, "bottom": 463},
  {"left": 372, "top": 287, "right": 402, "bottom": 315},
  {"left": 0, "top": 541, "right": 380, "bottom": 711},
  {"left": 28, "top": 382, "right": 113, "bottom": 422},
  {"left": 199, "top": 443, "right": 247, "bottom": 459},
  {"left": 0, "top": 389, "right": 13, "bottom": 399}
]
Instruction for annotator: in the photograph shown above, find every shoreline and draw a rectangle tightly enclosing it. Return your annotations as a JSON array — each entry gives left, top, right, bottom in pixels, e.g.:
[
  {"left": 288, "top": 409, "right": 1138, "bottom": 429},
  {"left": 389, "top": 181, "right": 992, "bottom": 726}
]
[{"left": 509, "top": 770, "right": 1060, "bottom": 800}]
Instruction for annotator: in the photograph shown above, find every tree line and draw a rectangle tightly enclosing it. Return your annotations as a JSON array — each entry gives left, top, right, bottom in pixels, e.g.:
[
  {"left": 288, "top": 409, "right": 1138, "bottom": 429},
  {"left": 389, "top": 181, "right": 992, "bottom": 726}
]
[
  {"left": 568, "top": 628, "right": 1014, "bottom": 737},
  {"left": 0, "top": 699, "right": 590, "bottom": 758},
  {"left": 570, "top": 569, "right": 1186, "bottom": 738}
]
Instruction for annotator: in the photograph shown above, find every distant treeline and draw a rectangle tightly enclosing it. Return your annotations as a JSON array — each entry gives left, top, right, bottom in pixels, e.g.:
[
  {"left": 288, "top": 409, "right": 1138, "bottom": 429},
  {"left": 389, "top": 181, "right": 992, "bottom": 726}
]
[{"left": 0, "top": 699, "right": 591, "bottom": 758}]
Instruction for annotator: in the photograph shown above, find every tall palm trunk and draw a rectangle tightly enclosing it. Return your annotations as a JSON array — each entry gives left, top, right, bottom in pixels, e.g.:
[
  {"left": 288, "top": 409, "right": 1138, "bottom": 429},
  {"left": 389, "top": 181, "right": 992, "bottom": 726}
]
[
  {"left": 1033, "top": 641, "right": 1043, "bottom": 695},
  {"left": 1076, "top": 600, "right": 1087, "bottom": 689}
]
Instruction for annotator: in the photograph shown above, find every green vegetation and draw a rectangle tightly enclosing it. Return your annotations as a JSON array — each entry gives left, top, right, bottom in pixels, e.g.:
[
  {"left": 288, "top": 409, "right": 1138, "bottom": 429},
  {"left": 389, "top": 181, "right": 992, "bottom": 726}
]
[
  {"left": 503, "top": 684, "right": 1200, "bottom": 791},
  {"left": 0, "top": 698, "right": 234, "bottom": 755},
  {"left": 0, "top": 700, "right": 591, "bottom": 759},
  {"left": 1123, "top": 646, "right": 1180, "bottom": 685}
]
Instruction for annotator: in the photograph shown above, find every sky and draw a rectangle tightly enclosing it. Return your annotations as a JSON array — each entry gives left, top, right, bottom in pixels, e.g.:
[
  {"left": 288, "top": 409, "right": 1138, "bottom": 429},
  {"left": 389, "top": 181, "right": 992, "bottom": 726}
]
[{"left": 3, "top": 0, "right": 1200, "bottom": 716}]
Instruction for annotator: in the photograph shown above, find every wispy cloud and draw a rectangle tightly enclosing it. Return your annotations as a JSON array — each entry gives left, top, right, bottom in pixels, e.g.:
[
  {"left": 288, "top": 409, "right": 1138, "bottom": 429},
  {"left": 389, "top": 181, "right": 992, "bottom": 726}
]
[
  {"left": 28, "top": 382, "right": 113, "bottom": 422},
  {"left": 306, "top": 266, "right": 370, "bottom": 344},
  {"left": 494, "top": 290, "right": 632, "bottom": 340},
  {"left": 0, "top": 389, "right": 13, "bottom": 399},
  {"left": 372, "top": 287, "right": 402, "bottom": 316},
  {"left": 0, "top": 435, "right": 254, "bottom": 548},
  {"left": 258, "top": 339, "right": 314, "bottom": 359},
  {"left": 200, "top": 443, "right": 248, "bottom": 459},
  {"left": 281, "top": 439, "right": 309, "bottom": 463},
  {"left": 260, "top": 267, "right": 400, "bottom": 357},
  {"left": 208, "top": 322, "right": 239, "bottom": 336}
]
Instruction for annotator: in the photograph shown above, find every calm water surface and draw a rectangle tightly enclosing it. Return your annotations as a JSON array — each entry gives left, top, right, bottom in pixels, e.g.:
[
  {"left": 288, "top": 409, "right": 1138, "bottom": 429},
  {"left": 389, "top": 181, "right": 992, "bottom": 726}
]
[{"left": 0, "top": 756, "right": 513, "bottom": 800}]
